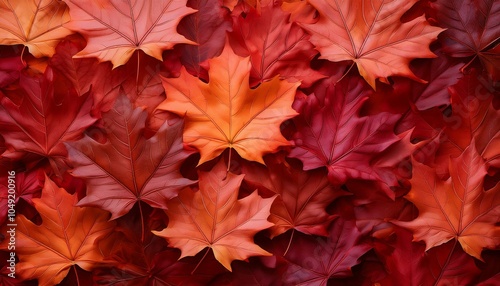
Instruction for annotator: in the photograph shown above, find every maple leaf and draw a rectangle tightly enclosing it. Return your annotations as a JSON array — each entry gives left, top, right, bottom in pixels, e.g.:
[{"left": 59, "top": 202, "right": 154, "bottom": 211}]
[
  {"left": 424, "top": 241, "right": 483, "bottom": 285},
  {"left": 290, "top": 76, "right": 405, "bottom": 191},
  {"left": 414, "top": 72, "right": 500, "bottom": 177},
  {"left": 0, "top": 68, "right": 96, "bottom": 172},
  {"left": 0, "top": 175, "right": 115, "bottom": 285},
  {"left": 374, "top": 227, "right": 481, "bottom": 285},
  {"left": 158, "top": 41, "right": 299, "bottom": 165},
  {"left": 66, "top": 95, "right": 196, "bottom": 219},
  {"left": 242, "top": 154, "right": 346, "bottom": 237},
  {"left": 49, "top": 36, "right": 123, "bottom": 110},
  {"left": 52, "top": 36, "right": 174, "bottom": 115},
  {"left": 176, "top": 0, "right": 232, "bottom": 78},
  {"left": 429, "top": 0, "right": 500, "bottom": 80},
  {"left": 63, "top": 0, "right": 196, "bottom": 68},
  {"left": 271, "top": 218, "right": 371, "bottom": 286},
  {"left": 439, "top": 73, "right": 500, "bottom": 170},
  {"left": 0, "top": 0, "right": 72, "bottom": 58},
  {"left": 153, "top": 159, "right": 276, "bottom": 271},
  {"left": 396, "top": 143, "right": 500, "bottom": 260},
  {"left": 229, "top": 2, "right": 324, "bottom": 87},
  {"left": 299, "top": 0, "right": 444, "bottom": 88},
  {"left": 93, "top": 207, "right": 226, "bottom": 285}
]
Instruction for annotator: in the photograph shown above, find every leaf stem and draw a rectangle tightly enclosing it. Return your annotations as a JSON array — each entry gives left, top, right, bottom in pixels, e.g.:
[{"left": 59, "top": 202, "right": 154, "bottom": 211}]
[
  {"left": 191, "top": 247, "right": 210, "bottom": 275},
  {"left": 336, "top": 62, "right": 355, "bottom": 85},
  {"left": 136, "top": 51, "right": 140, "bottom": 94},
  {"left": 138, "top": 201, "right": 145, "bottom": 243},
  {"left": 460, "top": 55, "right": 477, "bottom": 74},
  {"left": 73, "top": 265, "right": 80, "bottom": 286},
  {"left": 433, "top": 240, "right": 458, "bottom": 286},
  {"left": 227, "top": 148, "right": 232, "bottom": 172},
  {"left": 20, "top": 46, "right": 27, "bottom": 67},
  {"left": 283, "top": 229, "right": 295, "bottom": 256}
]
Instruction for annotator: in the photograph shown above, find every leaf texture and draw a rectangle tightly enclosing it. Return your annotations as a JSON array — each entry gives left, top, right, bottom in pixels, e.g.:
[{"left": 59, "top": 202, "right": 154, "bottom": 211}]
[{"left": 0, "top": 0, "right": 498, "bottom": 284}]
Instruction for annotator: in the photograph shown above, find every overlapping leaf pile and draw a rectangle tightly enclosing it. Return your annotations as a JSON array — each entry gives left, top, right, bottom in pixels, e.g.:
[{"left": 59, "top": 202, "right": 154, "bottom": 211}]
[{"left": 0, "top": 0, "right": 499, "bottom": 285}]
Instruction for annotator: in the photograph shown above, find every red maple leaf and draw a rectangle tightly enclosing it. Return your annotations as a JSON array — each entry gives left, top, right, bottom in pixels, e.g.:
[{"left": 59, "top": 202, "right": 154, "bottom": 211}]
[
  {"left": 290, "top": 75, "right": 410, "bottom": 193},
  {"left": 230, "top": 1, "right": 324, "bottom": 87},
  {"left": 429, "top": 0, "right": 500, "bottom": 80},
  {"left": 67, "top": 95, "right": 196, "bottom": 219},
  {"left": 242, "top": 154, "right": 346, "bottom": 237},
  {"left": 0, "top": 67, "right": 96, "bottom": 173},
  {"left": 270, "top": 218, "right": 371, "bottom": 286}
]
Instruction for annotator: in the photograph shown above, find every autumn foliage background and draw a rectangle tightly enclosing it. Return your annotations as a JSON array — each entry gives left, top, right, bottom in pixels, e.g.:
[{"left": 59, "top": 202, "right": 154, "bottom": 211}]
[{"left": 0, "top": 0, "right": 499, "bottom": 285}]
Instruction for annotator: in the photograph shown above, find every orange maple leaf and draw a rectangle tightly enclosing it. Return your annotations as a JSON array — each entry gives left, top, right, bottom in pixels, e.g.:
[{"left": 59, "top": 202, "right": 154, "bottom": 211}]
[
  {"left": 157, "top": 41, "right": 299, "bottom": 165},
  {"left": 300, "top": 0, "right": 444, "bottom": 88},
  {"left": 153, "top": 160, "right": 276, "bottom": 271},
  {"left": 396, "top": 143, "right": 500, "bottom": 260},
  {"left": 63, "top": 0, "right": 196, "bottom": 68},
  {"left": 0, "top": 175, "right": 115, "bottom": 285},
  {"left": 0, "top": 0, "right": 72, "bottom": 57}
]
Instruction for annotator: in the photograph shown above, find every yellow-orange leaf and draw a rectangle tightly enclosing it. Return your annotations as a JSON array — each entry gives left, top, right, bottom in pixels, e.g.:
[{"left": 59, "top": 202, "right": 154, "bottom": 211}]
[
  {"left": 301, "top": 0, "right": 444, "bottom": 89},
  {"left": 0, "top": 176, "right": 115, "bottom": 285},
  {"left": 158, "top": 41, "right": 299, "bottom": 165},
  {"left": 0, "top": 0, "right": 72, "bottom": 57}
]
